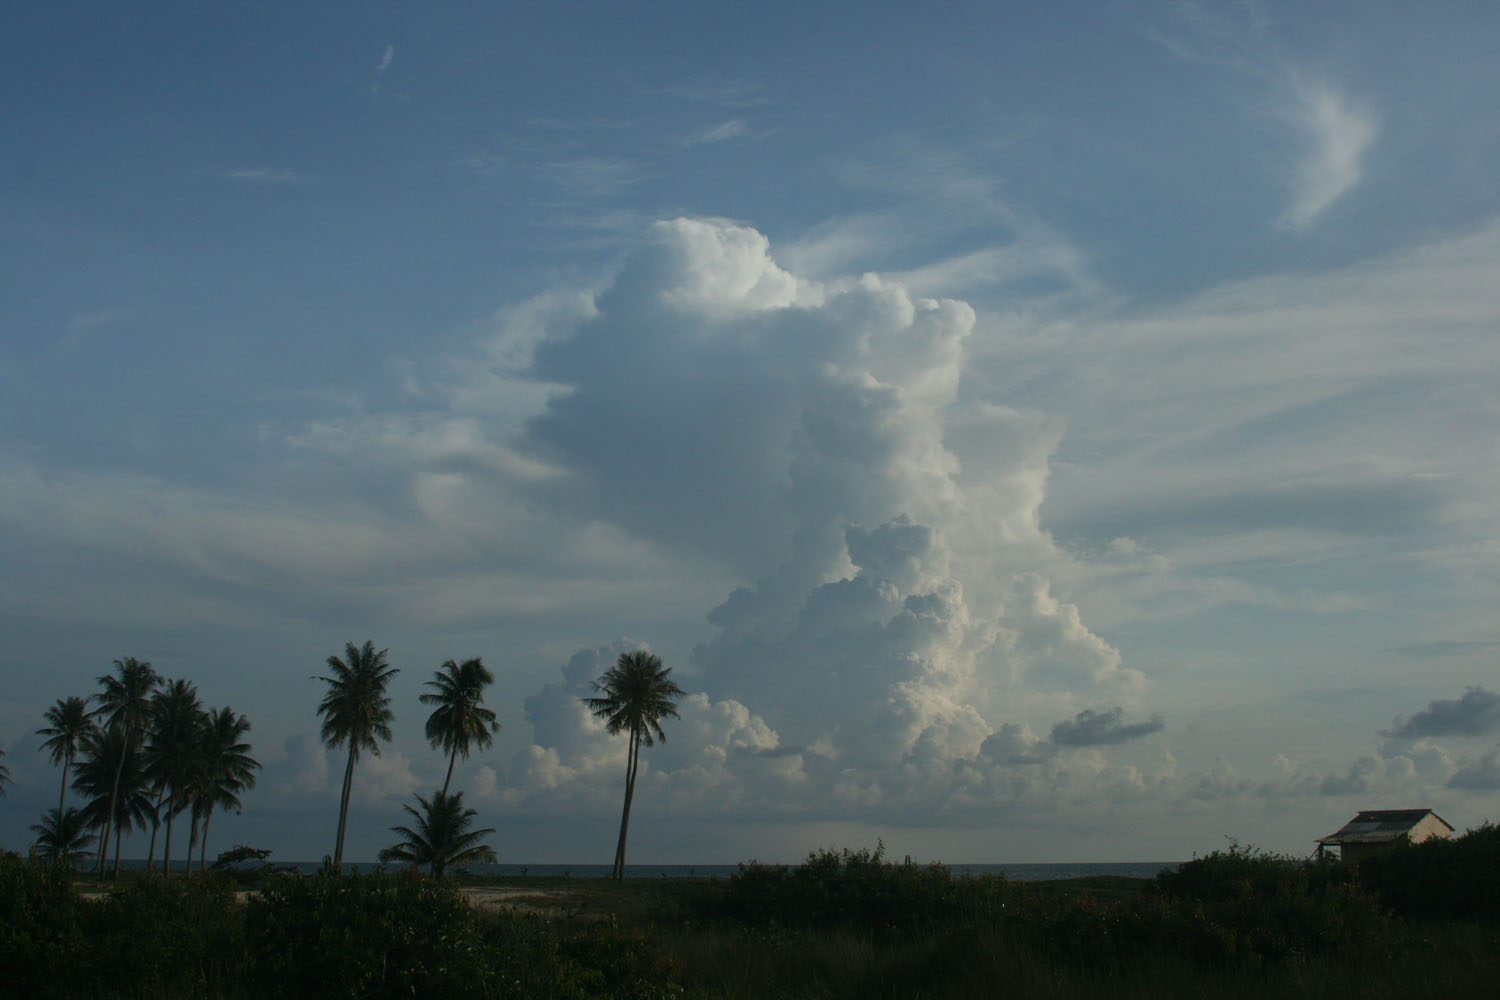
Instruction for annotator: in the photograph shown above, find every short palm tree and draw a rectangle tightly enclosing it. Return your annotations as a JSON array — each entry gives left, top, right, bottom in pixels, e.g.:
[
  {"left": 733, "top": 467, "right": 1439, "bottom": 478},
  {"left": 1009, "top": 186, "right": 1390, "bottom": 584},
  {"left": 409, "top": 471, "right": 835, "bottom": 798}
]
[
  {"left": 316, "top": 640, "right": 398, "bottom": 870},
  {"left": 583, "top": 649, "right": 683, "bottom": 880},
  {"left": 93, "top": 656, "right": 160, "bottom": 875},
  {"left": 39, "top": 696, "right": 96, "bottom": 817},
  {"left": 32, "top": 806, "right": 96, "bottom": 867},
  {"left": 378, "top": 790, "right": 496, "bottom": 877},
  {"left": 421, "top": 658, "right": 500, "bottom": 797},
  {"left": 144, "top": 678, "right": 207, "bottom": 877},
  {"left": 192, "top": 706, "right": 260, "bottom": 873}
]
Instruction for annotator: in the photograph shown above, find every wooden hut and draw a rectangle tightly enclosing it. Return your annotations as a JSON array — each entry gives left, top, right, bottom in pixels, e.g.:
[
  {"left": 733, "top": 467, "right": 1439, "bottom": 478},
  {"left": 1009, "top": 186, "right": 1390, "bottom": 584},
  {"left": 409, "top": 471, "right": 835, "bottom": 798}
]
[{"left": 1315, "top": 808, "right": 1453, "bottom": 863}]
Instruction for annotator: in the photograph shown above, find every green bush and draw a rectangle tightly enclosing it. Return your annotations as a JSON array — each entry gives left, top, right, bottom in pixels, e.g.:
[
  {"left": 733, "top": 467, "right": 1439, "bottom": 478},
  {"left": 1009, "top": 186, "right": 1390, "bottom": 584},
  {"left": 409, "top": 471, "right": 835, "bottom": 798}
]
[
  {"left": 1359, "top": 822, "right": 1500, "bottom": 920},
  {"left": 89, "top": 872, "right": 248, "bottom": 996},
  {"left": 1146, "top": 845, "right": 1398, "bottom": 970},
  {"left": 0, "top": 852, "right": 89, "bottom": 998},
  {"left": 712, "top": 843, "right": 1010, "bottom": 936},
  {"left": 245, "top": 871, "right": 496, "bottom": 998}
]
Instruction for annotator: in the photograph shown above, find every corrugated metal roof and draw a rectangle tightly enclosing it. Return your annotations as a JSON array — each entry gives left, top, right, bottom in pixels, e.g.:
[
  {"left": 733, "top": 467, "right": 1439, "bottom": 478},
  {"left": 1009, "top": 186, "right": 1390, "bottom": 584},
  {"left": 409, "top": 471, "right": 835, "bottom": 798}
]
[{"left": 1316, "top": 808, "right": 1452, "bottom": 845}]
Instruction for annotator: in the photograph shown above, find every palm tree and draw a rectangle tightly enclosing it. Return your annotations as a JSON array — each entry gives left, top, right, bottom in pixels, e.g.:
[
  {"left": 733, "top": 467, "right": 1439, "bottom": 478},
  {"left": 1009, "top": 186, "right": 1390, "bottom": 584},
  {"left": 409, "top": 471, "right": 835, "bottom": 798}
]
[
  {"left": 93, "top": 656, "right": 160, "bottom": 875},
  {"left": 0, "top": 746, "right": 9, "bottom": 796},
  {"left": 378, "top": 790, "right": 496, "bottom": 877},
  {"left": 192, "top": 706, "right": 260, "bottom": 873},
  {"left": 144, "top": 678, "right": 207, "bottom": 877},
  {"left": 583, "top": 650, "right": 683, "bottom": 880},
  {"left": 39, "top": 696, "right": 96, "bottom": 817},
  {"left": 73, "top": 725, "right": 154, "bottom": 875},
  {"left": 421, "top": 658, "right": 500, "bottom": 797},
  {"left": 32, "top": 806, "right": 96, "bottom": 867},
  {"left": 316, "top": 640, "right": 398, "bottom": 871}
]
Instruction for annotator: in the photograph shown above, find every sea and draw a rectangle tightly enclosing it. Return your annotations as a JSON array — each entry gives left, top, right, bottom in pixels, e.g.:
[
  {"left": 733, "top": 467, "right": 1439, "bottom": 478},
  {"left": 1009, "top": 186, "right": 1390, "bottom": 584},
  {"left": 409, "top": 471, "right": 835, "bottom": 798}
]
[{"left": 265, "top": 861, "right": 1179, "bottom": 881}]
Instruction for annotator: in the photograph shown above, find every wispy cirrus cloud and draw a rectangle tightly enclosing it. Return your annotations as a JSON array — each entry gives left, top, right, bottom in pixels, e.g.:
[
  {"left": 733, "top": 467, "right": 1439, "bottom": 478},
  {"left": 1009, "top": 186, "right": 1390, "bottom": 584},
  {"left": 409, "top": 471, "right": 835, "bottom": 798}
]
[
  {"left": 682, "top": 118, "right": 749, "bottom": 146},
  {"left": 1276, "top": 82, "right": 1379, "bottom": 230},
  {"left": 227, "top": 167, "right": 313, "bottom": 185},
  {"left": 377, "top": 44, "right": 394, "bottom": 74}
]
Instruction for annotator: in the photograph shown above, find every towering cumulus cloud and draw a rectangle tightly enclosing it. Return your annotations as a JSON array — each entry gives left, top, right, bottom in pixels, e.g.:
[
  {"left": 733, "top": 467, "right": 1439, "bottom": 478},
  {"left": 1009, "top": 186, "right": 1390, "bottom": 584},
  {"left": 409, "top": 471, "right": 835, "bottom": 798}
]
[{"left": 497, "top": 218, "right": 1154, "bottom": 824}]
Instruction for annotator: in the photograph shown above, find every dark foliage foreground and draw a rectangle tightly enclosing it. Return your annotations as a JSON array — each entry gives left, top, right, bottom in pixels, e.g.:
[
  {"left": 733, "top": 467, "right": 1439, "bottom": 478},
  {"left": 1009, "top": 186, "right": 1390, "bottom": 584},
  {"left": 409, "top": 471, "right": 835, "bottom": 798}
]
[
  {"left": 0, "top": 856, "right": 682, "bottom": 999},
  {"left": 4, "top": 828, "right": 1499, "bottom": 999}
]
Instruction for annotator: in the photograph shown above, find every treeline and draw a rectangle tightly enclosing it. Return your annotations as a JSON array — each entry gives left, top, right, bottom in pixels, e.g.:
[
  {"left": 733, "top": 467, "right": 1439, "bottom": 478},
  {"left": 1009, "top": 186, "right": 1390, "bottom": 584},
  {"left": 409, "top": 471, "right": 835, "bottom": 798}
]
[
  {"left": 20, "top": 643, "right": 685, "bottom": 877},
  {"left": 20, "top": 642, "right": 514, "bottom": 878},
  {"left": 31, "top": 658, "right": 257, "bottom": 877}
]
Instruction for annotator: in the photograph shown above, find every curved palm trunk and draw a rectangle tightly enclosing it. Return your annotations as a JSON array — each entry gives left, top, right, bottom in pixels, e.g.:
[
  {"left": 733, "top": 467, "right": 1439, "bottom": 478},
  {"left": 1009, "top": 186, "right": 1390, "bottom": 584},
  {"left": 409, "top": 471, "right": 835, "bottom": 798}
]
[
  {"left": 99, "top": 727, "right": 132, "bottom": 877},
  {"left": 112, "top": 818, "right": 125, "bottom": 877},
  {"left": 200, "top": 809, "right": 214, "bottom": 874},
  {"left": 611, "top": 727, "right": 641, "bottom": 881},
  {"left": 146, "top": 786, "right": 165, "bottom": 870},
  {"left": 185, "top": 809, "right": 200, "bottom": 877},
  {"left": 163, "top": 809, "right": 174, "bottom": 877},
  {"left": 57, "top": 756, "right": 71, "bottom": 819},
  {"left": 333, "top": 744, "right": 357, "bottom": 870},
  {"left": 441, "top": 746, "right": 458, "bottom": 799},
  {"left": 95, "top": 823, "right": 109, "bottom": 876}
]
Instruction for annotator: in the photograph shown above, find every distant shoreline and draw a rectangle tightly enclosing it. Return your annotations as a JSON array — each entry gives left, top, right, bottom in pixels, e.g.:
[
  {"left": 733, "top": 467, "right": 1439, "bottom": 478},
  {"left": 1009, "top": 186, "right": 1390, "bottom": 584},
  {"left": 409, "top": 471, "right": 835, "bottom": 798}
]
[{"left": 95, "top": 860, "right": 1182, "bottom": 881}]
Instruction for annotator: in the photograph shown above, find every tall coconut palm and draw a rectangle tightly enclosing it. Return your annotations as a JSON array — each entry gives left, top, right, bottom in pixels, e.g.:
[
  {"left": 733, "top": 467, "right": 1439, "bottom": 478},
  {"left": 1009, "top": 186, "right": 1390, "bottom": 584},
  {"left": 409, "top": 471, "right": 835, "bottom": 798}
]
[
  {"left": 73, "top": 725, "right": 154, "bottom": 874},
  {"left": 32, "top": 806, "right": 96, "bottom": 867},
  {"left": 421, "top": 658, "right": 500, "bottom": 797},
  {"left": 93, "top": 657, "right": 160, "bottom": 875},
  {"left": 316, "top": 640, "right": 398, "bottom": 871},
  {"left": 144, "top": 678, "right": 207, "bottom": 877},
  {"left": 378, "top": 790, "right": 496, "bottom": 878},
  {"left": 583, "top": 650, "right": 683, "bottom": 880},
  {"left": 39, "top": 696, "right": 96, "bottom": 817},
  {"left": 192, "top": 706, "right": 260, "bottom": 873}
]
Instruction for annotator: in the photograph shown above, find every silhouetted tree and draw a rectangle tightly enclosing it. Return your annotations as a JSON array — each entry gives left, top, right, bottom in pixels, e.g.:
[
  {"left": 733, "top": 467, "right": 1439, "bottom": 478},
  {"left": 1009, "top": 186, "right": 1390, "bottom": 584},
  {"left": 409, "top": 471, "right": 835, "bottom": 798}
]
[
  {"left": 73, "top": 725, "right": 153, "bottom": 874},
  {"left": 32, "top": 806, "right": 96, "bottom": 867},
  {"left": 421, "top": 658, "right": 500, "bottom": 797},
  {"left": 192, "top": 706, "right": 260, "bottom": 873},
  {"left": 378, "top": 790, "right": 496, "bottom": 877},
  {"left": 39, "top": 696, "right": 96, "bottom": 817},
  {"left": 144, "top": 678, "right": 207, "bottom": 877},
  {"left": 93, "top": 657, "right": 160, "bottom": 875},
  {"left": 316, "top": 640, "right": 398, "bottom": 870},
  {"left": 583, "top": 649, "right": 683, "bottom": 880}
]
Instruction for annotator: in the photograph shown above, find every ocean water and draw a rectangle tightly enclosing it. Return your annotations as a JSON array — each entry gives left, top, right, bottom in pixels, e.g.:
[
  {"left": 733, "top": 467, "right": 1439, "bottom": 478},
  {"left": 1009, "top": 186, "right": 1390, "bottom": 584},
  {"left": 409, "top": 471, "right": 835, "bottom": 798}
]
[{"left": 275, "top": 861, "right": 1180, "bottom": 880}]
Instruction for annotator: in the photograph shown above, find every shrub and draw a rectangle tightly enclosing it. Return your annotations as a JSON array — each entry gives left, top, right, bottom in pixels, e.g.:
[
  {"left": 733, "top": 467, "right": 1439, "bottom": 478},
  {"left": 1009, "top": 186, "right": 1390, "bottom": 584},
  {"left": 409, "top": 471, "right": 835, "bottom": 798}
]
[
  {"left": 88, "top": 872, "right": 248, "bottom": 996},
  {"left": 711, "top": 843, "right": 1010, "bottom": 936},
  {"left": 0, "top": 853, "right": 89, "bottom": 998},
  {"left": 1146, "top": 845, "right": 1397, "bottom": 970},
  {"left": 1359, "top": 822, "right": 1500, "bottom": 920},
  {"left": 245, "top": 871, "right": 495, "bottom": 999}
]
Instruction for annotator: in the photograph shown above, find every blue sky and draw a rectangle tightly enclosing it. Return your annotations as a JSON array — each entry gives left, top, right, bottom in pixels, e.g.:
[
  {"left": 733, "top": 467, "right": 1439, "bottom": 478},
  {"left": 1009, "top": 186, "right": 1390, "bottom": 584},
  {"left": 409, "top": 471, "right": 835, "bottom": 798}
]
[{"left": 3, "top": 1, "right": 1499, "bottom": 864}]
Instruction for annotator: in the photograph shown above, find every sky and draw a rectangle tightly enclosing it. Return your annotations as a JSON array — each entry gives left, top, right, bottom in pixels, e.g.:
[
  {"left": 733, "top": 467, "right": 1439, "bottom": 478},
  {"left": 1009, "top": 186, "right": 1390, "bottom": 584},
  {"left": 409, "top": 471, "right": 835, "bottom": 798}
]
[{"left": 2, "top": 0, "right": 1498, "bottom": 865}]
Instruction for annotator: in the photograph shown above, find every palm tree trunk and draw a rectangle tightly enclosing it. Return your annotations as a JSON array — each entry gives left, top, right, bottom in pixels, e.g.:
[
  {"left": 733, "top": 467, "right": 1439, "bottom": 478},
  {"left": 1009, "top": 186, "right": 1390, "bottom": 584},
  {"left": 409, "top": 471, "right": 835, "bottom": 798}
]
[
  {"left": 95, "top": 821, "right": 109, "bottom": 876},
  {"left": 441, "top": 746, "right": 458, "bottom": 798},
  {"left": 112, "top": 819, "right": 124, "bottom": 877},
  {"left": 334, "top": 745, "right": 357, "bottom": 871},
  {"left": 200, "top": 810, "right": 213, "bottom": 874},
  {"left": 163, "top": 806, "right": 174, "bottom": 878},
  {"left": 100, "top": 727, "right": 131, "bottom": 877},
  {"left": 58, "top": 757, "right": 70, "bottom": 820},
  {"left": 612, "top": 728, "right": 640, "bottom": 881},
  {"left": 146, "top": 786, "right": 165, "bottom": 870},
  {"left": 186, "top": 809, "right": 200, "bottom": 877}
]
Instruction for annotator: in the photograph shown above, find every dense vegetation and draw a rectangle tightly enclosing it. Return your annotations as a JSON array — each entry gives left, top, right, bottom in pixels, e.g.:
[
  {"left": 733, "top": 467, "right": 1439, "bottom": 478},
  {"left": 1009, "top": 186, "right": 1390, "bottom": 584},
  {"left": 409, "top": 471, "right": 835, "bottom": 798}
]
[{"left": 4, "top": 826, "right": 1499, "bottom": 999}]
